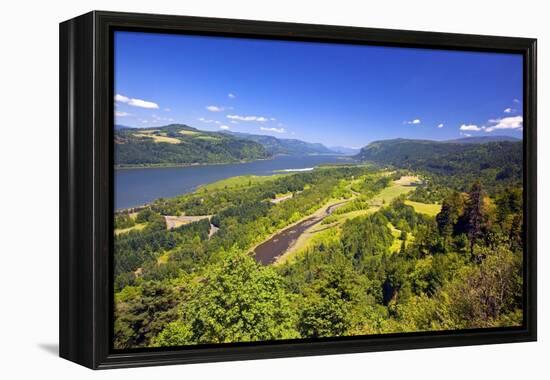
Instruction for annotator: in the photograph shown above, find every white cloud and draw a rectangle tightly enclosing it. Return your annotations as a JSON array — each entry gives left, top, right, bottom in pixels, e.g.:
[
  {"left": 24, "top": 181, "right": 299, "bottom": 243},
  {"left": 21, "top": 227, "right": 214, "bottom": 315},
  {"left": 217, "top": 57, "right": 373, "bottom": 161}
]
[
  {"left": 129, "top": 99, "right": 159, "bottom": 109},
  {"left": 198, "top": 118, "right": 221, "bottom": 125},
  {"left": 230, "top": 120, "right": 238, "bottom": 124},
  {"left": 485, "top": 116, "right": 523, "bottom": 132},
  {"left": 228, "top": 93, "right": 236, "bottom": 99},
  {"left": 227, "top": 114, "right": 269, "bottom": 122},
  {"left": 206, "top": 105, "right": 225, "bottom": 112},
  {"left": 504, "top": 107, "right": 515, "bottom": 113},
  {"left": 513, "top": 98, "right": 520, "bottom": 103},
  {"left": 115, "top": 111, "right": 130, "bottom": 117},
  {"left": 260, "top": 126, "right": 285, "bottom": 133},
  {"left": 437, "top": 123, "right": 444, "bottom": 128},
  {"left": 460, "top": 124, "right": 481, "bottom": 131},
  {"left": 114, "top": 94, "right": 129, "bottom": 103},
  {"left": 219, "top": 125, "right": 230, "bottom": 130},
  {"left": 406, "top": 119, "right": 421, "bottom": 125},
  {"left": 115, "top": 94, "right": 159, "bottom": 109},
  {"left": 464, "top": 133, "right": 472, "bottom": 137}
]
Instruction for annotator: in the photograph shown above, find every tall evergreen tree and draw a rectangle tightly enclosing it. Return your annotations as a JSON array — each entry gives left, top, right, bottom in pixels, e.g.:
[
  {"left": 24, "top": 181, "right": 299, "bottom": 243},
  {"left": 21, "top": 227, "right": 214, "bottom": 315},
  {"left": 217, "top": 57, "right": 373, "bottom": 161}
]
[
  {"left": 436, "top": 191, "right": 463, "bottom": 249},
  {"left": 464, "top": 181, "right": 485, "bottom": 259}
]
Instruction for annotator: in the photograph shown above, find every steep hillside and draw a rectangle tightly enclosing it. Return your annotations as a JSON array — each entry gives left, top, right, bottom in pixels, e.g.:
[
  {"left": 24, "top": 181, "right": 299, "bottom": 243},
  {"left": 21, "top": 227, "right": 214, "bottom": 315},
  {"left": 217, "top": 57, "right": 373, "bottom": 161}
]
[
  {"left": 355, "top": 138, "right": 522, "bottom": 191},
  {"left": 115, "top": 124, "right": 270, "bottom": 167}
]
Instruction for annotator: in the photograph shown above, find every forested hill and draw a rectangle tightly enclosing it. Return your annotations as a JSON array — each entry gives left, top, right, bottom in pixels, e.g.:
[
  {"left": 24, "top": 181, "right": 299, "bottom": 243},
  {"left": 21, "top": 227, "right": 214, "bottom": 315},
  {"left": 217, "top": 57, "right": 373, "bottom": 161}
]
[
  {"left": 444, "top": 136, "right": 521, "bottom": 144},
  {"left": 355, "top": 138, "right": 522, "bottom": 190},
  {"left": 223, "top": 131, "right": 334, "bottom": 155},
  {"left": 115, "top": 124, "right": 270, "bottom": 167}
]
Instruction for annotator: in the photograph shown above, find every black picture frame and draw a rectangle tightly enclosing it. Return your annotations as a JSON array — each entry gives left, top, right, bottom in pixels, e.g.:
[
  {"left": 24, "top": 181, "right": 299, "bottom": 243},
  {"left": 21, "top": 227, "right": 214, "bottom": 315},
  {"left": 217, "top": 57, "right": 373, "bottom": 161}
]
[{"left": 59, "top": 10, "right": 537, "bottom": 369}]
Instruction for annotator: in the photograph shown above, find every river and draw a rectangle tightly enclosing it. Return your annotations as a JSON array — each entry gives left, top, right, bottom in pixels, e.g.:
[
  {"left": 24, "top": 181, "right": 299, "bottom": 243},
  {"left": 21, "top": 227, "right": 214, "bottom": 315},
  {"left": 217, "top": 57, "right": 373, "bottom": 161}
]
[
  {"left": 254, "top": 201, "right": 347, "bottom": 265},
  {"left": 115, "top": 155, "right": 351, "bottom": 209}
]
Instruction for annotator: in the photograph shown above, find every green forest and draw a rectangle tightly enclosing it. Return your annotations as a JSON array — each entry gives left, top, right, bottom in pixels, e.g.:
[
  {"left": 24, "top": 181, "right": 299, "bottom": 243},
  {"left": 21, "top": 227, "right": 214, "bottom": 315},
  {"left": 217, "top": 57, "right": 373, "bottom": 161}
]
[{"left": 113, "top": 139, "right": 523, "bottom": 349}]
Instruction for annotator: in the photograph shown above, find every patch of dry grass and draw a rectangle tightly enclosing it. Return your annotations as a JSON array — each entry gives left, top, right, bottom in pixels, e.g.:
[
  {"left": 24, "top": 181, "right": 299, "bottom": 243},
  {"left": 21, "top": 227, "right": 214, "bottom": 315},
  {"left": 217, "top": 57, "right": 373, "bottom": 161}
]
[
  {"left": 405, "top": 200, "right": 441, "bottom": 216},
  {"left": 133, "top": 133, "right": 181, "bottom": 144},
  {"left": 178, "top": 130, "right": 199, "bottom": 135},
  {"left": 114, "top": 223, "right": 146, "bottom": 236}
]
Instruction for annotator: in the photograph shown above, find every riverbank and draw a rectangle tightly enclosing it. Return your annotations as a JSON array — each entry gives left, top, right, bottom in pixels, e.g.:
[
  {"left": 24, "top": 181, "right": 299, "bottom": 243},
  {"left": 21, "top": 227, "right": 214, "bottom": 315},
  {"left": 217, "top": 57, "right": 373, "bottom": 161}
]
[
  {"left": 114, "top": 153, "right": 350, "bottom": 170},
  {"left": 114, "top": 157, "right": 274, "bottom": 170},
  {"left": 252, "top": 198, "right": 349, "bottom": 265}
]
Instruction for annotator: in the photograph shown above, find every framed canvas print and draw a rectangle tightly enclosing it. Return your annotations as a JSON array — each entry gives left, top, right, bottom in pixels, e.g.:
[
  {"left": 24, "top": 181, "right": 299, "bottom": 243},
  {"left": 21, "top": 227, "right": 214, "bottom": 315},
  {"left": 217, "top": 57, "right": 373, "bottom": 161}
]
[{"left": 59, "top": 11, "right": 537, "bottom": 369}]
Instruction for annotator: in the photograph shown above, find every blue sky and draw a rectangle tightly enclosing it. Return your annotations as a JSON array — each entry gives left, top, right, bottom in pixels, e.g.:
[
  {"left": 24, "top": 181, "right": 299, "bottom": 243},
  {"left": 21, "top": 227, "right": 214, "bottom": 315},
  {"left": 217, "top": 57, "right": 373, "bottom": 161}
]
[{"left": 114, "top": 31, "right": 523, "bottom": 148}]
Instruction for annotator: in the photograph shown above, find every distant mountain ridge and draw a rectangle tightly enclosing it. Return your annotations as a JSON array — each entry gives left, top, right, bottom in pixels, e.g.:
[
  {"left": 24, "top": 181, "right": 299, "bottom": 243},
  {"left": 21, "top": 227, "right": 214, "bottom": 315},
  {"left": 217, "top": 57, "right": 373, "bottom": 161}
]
[
  {"left": 115, "top": 124, "right": 135, "bottom": 130},
  {"left": 444, "top": 135, "right": 521, "bottom": 144},
  {"left": 223, "top": 131, "right": 334, "bottom": 155},
  {"left": 328, "top": 146, "right": 361, "bottom": 155}
]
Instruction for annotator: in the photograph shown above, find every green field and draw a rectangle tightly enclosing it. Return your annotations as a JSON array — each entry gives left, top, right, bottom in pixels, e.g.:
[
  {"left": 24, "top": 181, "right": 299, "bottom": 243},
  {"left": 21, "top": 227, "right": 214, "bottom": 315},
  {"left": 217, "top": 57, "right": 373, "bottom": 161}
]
[
  {"left": 178, "top": 130, "right": 199, "bottom": 136},
  {"left": 114, "top": 222, "right": 146, "bottom": 236},
  {"left": 404, "top": 200, "right": 441, "bottom": 216},
  {"left": 369, "top": 176, "right": 418, "bottom": 206},
  {"left": 387, "top": 222, "right": 415, "bottom": 253},
  {"left": 198, "top": 174, "right": 290, "bottom": 192},
  {"left": 388, "top": 222, "right": 404, "bottom": 252}
]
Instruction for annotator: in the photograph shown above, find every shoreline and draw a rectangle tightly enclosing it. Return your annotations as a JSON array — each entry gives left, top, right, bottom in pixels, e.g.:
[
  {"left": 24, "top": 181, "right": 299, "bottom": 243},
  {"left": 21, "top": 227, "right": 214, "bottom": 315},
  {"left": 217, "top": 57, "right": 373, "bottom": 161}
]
[
  {"left": 114, "top": 153, "right": 346, "bottom": 170},
  {"left": 114, "top": 157, "right": 273, "bottom": 170}
]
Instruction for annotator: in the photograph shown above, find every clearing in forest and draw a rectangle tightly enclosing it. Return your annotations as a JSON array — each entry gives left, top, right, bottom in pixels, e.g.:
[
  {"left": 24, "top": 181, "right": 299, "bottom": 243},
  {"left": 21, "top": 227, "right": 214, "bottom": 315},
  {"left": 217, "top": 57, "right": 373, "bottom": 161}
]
[
  {"left": 404, "top": 200, "right": 441, "bottom": 216},
  {"left": 198, "top": 174, "right": 289, "bottom": 192},
  {"left": 114, "top": 223, "right": 146, "bottom": 236},
  {"left": 133, "top": 132, "right": 181, "bottom": 144},
  {"left": 164, "top": 215, "right": 211, "bottom": 230}
]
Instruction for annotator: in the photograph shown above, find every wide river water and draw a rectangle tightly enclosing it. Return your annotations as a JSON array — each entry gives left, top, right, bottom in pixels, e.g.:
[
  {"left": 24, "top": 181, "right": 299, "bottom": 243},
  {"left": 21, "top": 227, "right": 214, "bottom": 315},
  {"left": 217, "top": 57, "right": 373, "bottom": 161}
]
[{"left": 115, "top": 155, "right": 352, "bottom": 210}]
